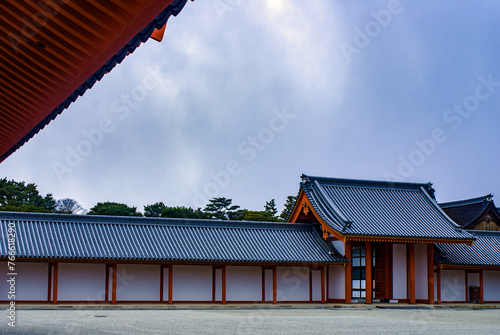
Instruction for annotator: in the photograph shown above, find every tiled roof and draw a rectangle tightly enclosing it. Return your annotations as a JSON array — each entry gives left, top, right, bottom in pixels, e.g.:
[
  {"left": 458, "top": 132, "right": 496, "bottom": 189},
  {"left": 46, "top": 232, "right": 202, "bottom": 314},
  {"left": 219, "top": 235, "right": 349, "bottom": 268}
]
[
  {"left": 436, "top": 231, "right": 500, "bottom": 267},
  {"left": 300, "top": 175, "right": 474, "bottom": 242},
  {"left": 439, "top": 195, "right": 499, "bottom": 229},
  {"left": 0, "top": 0, "right": 188, "bottom": 163},
  {"left": 0, "top": 212, "right": 345, "bottom": 264}
]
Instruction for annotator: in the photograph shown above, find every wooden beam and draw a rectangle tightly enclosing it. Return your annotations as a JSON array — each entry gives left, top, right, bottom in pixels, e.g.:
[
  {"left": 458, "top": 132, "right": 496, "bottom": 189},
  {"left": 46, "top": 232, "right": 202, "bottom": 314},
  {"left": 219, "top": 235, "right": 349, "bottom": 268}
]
[
  {"left": 365, "top": 241, "right": 372, "bottom": 304},
  {"left": 105, "top": 264, "right": 109, "bottom": 302},
  {"left": 407, "top": 243, "right": 415, "bottom": 304},
  {"left": 160, "top": 265, "right": 164, "bottom": 303},
  {"left": 222, "top": 265, "right": 227, "bottom": 305},
  {"left": 47, "top": 263, "right": 52, "bottom": 303},
  {"left": 273, "top": 266, "right": 278, "bottom": 303},
  {"left": 52, "top": 262, "right": 58, "bottom": 305},
  {"left": 437, "top": 267, "right": 441, "bottom": 304},
  {"left": 321, "top": 266, "right": 325, "bottom": 304},
  {"left": 427, "top": 244, "right": 434, "bottom": 304},
  {"left": 344, "top": 240, "right": 352, "bottom": 303},
  {"left": 168, "top": 265, "right": 173, "bottom": 304},
  {"left": 479, "top": 270, "right": 484, "bottom": 304},
  {"left": 112, "top": 264, "right": 117, "bottom": 305}
]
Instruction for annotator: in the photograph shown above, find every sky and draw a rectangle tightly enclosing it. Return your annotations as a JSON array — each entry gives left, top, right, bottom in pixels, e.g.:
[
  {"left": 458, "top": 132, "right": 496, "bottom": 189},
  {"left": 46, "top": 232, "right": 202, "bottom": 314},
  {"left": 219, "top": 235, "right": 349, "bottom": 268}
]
[{"left": 1, "top": 0, "right": 499, "bottom": 214}]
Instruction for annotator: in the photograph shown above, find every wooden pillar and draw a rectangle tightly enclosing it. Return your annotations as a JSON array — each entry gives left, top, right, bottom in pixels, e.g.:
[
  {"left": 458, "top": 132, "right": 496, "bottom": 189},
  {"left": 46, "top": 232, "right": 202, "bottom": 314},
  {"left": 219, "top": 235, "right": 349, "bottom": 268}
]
[
  {"left": 326, "top": 266, "right": 330, "bottom": 302},
  {"left": 272, "top": 266, "right": 277, "bottom": 304},
  {"left": 365, "top": 241, "right": 372, "bottom": 304},
  {"left": 320, "top": 266, "right": 325, "bottom": 304},
  {"left": 309, "top": 267, "right": 313, "bottom": 302},
  {"left": 407, "top": 243, "right": 415, "bottom": 304},
  {"left": 47, "top": 263, "right": 52, "bottom": 303},
  {"left": 479, "top": 270, "right": 484, "bottom": 304},
  {"left": 111, "top": 263, "right": 117, "bottom": 305},
  {"left": 168, "top": 265, "right": 173, "bottom": 304},
  {"left": 105, "top": 264, "right": 109, "bottom": 302},
  {"left": 52, "top": 263, "right": 58, "bottom": 305},
  {"left": 437, "top": 267, "right": 441, "bottom": 304},
  {"left": 222, "top": 265, "right": 226, "bottom": 304},
  {"left": 427, "top": 244, "right": 434, "bottom": 304},
  {"left": 160, "top": 265, "right": 164, "bottom": 303},
  {"left": 344, "top": 240, "right": 352, "bottom": 304}
]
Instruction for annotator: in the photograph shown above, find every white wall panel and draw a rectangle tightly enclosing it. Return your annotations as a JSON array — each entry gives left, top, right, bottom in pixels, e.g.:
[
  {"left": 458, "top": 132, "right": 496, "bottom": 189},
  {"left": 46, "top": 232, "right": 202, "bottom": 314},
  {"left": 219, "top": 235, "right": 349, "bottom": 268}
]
[
  {"left": 172, "top": 265, "right": 212, "bottom": 301},
  {"left": 215, "top": 268, "right": 222, "bottom": 301},
  {"left": 392, "top": 244, "right": 407, "bottom": 300},
  {"left": 1, "top": 262, "right": 49, "bottom": 301},
  {"left": 264, "top": 269, "right": 273, "bottom": 301},
  {"left": 226, "top": 266, "right": 261, "bottom": 301},
  {"left": 484, "top": 270, "right": 500, "bottom": 302},
  {"left": 434, "top": 272, "right": 437, "bottom": 301},
  {"left": 58, "top": 263, "right": 105, "bottom": 301},
  {"left": 276, "top": 266, "right": 309, "bottom": 301},
  {"left": 414, "top": 244, "right": 428, "bottom": 300},
  {"left": 440, "top": 270, "right": 465, "bottom": 302},
  {"left": 311, "top": 270, "right": 321, "bottom": 301},
  {"left": 116, "top": 264, "right": 160, "bottom": 301},
  {"left": 467, "top": 272, "right": 480, "bottom": 287},
  {"left": 162, "top": 267, "right": 169, "bottom": 302},
  {"left": 328, "top": 266, "right": 345, "bottom": 300}
]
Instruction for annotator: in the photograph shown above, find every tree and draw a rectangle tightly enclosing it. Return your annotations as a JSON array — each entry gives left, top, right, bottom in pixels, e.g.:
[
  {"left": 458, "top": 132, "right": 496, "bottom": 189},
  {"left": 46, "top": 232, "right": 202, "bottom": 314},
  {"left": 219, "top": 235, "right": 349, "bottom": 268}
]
[
  {"left": 0, "top": 178, "right": 55, "bottom": 212},
  {"left": 55, "top": 198, "right": 85, "bottom": 214},
  {"left": 161, "top": 206, "right": 207, "bottom": 219},
  {"left": 144, "top": 202, "right": 166, "bottom": 217},
  {"left": 279, "top": 195, "right": 297, "bottom": 221},
  {"left": 204, "top": 197, "right": 241, "bottom": 220},
  {"left": 264, "top": 199, "right": 278, "bottom": 217},
  {"left": 88, "top": 202, "right": 142, "bottom": 217},
  {"left": 236, "top": 210, "right": 282, "bottom": 222}
]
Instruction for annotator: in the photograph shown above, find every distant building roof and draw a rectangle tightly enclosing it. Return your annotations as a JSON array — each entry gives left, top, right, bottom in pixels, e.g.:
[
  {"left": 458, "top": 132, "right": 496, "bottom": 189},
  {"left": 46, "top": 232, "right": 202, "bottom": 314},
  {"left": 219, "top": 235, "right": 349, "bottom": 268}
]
[
  {"left": 298, "top": 175, "right": 474, "bottom": 243},
  {"left": 435, "top": 230, "right": 500, "bottom": 267},
  {"left": 439, "top": 195, "right": 500, "bottom": 229},
  {"left": 0, "top": 212, "right": 345, "bottom": 265}
]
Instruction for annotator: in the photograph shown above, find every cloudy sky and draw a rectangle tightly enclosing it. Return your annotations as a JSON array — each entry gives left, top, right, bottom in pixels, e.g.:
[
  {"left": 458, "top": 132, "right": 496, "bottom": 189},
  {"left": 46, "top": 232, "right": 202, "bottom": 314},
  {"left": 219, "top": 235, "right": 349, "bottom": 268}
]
[{"left": 1, "top": 0, "right": 499, "bottom": 213}]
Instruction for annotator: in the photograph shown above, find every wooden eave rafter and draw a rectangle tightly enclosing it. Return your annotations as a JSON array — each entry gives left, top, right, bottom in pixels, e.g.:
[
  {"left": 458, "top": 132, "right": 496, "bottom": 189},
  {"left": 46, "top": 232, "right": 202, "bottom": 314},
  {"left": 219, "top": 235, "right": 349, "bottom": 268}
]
[
  {"left": 0, "top": 0, "right": 185, "bottom": 163},
  {"left": 288, "top": 189, "right": 475, "bottom": 246}
]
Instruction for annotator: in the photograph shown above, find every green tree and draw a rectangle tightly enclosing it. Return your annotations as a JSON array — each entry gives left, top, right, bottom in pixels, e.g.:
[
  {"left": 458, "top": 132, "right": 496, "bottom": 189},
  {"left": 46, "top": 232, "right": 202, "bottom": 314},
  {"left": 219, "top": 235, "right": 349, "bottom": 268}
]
[
  {"left": 88, "top": 202, "right": 142, "bottom": 217},
  {"left": 264, "top": 199, "right": 278, "bottom": 217},
  {"left": 161, "top": 206, "right": 207, "bottom": 219},
  {"left": 0, "top": 178, "right": 55, "bottom": 212},
  {"left": 144, "top": 202, "right": 166, "bottom": 217},
  {"left": 236, "top": 210, "right": 282, "bottom": 222},
  {"left": 204, "top": 197, "right": 241, "bottom": 220},
  {"left": 279, "top": 195, "right": 297, "bottom": 221}
]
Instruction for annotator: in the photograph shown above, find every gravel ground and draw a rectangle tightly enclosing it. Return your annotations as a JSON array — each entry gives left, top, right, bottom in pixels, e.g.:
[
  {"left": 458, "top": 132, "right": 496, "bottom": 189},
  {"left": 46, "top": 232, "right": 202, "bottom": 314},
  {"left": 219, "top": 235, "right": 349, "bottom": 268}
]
[{"left": 3, "top": 308, "right": 500, "bottom": 334}]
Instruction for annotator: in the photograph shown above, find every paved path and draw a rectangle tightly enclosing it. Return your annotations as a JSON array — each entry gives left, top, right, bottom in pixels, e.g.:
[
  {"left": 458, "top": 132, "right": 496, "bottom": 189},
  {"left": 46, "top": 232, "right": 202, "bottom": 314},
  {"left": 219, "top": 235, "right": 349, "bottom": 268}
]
[{"left": 3, "top": 308, "right": 500, "bottom": 334}]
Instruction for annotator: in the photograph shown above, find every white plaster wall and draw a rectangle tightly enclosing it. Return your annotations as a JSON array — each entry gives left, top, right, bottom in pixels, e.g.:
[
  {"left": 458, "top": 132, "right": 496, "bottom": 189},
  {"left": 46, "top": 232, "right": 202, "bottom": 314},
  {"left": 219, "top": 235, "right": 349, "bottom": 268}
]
[
  {"left": 116, "top": 264, "right": 160, "bottom": 301},
  {"left": 484, "top": 270, "right": 500, "bottom": 302},
  {"left": 215, "top": 268, "right": 222, "bottom": 301},
  {"left": 331, "top": 240, "right": 345, "bottom": 256},
  {"left": 467, "top": 273, "right": 480, "bottom": 287},
  {"left": 328, "top": 266, "right": 345, "bottom": 300},
  {"left": 172, "top": 265, "right": 212, "bottom": 301},
  {"left": 440, "top": 270, "right": 465, "bottom": 302},
  {"left": 311, "top": 270, "right": 321, "bottom": 301},
  {"left": 392, "top": 244, "right": 407, "bottom": 300},
  {"left": 434, "top": 272, "right": 437, "bottom": 300},
  {"left": 58, "top": 263, "right": 106, "bottom": 301},
  {"left": 276, "top": 266, "right": 309, "bottom": 301},
  {"left": 162, "top": 267, "right": 169, "bottom": 301},
  {"left": 226, "top": 266, "right": 261, "bottom": 301},
  {"left": 414, "top": 244, "right": 428, "bottom": 300},
  {"left": 1, "top": 262, "right": 48, "bottom": 301},
  {"left": 264, "top": 269, "right": 273, "bottom": 301}
]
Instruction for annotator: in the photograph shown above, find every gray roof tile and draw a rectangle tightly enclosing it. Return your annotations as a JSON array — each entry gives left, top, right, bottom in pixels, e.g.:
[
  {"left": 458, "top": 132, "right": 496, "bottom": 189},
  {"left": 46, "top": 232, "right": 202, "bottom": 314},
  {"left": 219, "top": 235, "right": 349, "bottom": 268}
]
[{"left": 0, "top": 212, "right": 345, "bottom": 264}]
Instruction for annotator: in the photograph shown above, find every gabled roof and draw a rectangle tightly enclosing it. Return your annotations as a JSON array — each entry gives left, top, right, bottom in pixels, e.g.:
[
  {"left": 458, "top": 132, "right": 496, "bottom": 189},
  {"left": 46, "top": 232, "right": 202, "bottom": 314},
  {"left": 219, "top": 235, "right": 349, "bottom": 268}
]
[
  {"left": 0, "top": 212, "right": 345, "bottom": 265},
  {"left": 0, "top": 0, "right": 188, "bottom": 163},
  {"left": 435, "top": 230, "right": 500, "bottom": 267},
  {"left": 298, "top": 175, "right": 474, "bottom": 243},
  {"left": 439, "top": 195, "right": 500, "bottom": 229}
]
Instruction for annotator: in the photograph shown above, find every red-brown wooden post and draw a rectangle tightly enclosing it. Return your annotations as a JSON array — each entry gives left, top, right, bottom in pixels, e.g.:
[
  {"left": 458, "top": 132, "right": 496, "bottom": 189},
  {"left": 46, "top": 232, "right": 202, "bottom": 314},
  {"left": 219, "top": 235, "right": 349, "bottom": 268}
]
[
  {"left": 112, "top": 264, "right": 117, "bottom": 305},
  {"left": 407, "top": 243, "right": 415, "bottom": 304},
  {"left": 427, "top": 244, "right": 434, "bottom": 303},
  {"left": 345, "top": 240, "right": 352, "bottom": 303},
  {"left": 365, "top": 241, "right": 372, "bottom": 304}
]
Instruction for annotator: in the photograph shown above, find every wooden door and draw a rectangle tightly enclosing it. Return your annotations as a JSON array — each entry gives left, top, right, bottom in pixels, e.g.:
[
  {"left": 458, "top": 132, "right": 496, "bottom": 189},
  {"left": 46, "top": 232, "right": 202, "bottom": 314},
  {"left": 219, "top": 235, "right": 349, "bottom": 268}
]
[{"left": 374, "top": 244, "right": 387, "bottom": 299}]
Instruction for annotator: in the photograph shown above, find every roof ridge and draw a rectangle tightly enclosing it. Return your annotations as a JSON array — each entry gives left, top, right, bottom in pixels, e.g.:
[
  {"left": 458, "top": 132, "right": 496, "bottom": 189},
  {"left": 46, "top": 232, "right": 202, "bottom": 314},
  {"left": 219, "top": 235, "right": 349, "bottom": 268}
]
[
  {"left": 439, "top": 194, "right": 493, "bottom": 208},
  {"left": 301, "top": 174, "right": 431, "bottom": 191}
]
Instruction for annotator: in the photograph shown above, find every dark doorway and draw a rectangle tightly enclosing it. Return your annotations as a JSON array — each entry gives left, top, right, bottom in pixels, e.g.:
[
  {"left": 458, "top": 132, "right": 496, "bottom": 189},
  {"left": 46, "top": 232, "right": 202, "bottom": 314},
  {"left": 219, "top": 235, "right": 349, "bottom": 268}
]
[{"left": 373, "top": 243, "right": 392, "bottom": 300}]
